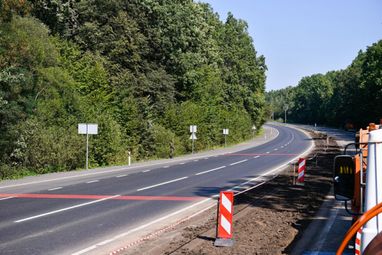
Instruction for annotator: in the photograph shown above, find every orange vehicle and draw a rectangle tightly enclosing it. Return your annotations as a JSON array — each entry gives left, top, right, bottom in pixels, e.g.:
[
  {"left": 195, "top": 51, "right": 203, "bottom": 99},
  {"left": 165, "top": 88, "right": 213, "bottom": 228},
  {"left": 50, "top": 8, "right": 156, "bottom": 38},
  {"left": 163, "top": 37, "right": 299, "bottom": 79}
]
[{"left": 334, "top": 122, "right": 382, "bottom": 254}]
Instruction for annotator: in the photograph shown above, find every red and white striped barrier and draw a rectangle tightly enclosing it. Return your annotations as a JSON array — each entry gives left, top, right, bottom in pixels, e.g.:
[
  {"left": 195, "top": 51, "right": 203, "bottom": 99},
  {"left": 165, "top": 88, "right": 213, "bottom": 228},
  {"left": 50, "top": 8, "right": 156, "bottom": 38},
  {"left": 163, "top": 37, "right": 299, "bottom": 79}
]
[
  {"left": 355, "top": 227, "right": 362, "bottom": 255},
  {"left": 296, "top": 158, "right": 306, "bottom": 186},
  {"left": 214, "top": 191, "right": 234, "bottom": 247}
]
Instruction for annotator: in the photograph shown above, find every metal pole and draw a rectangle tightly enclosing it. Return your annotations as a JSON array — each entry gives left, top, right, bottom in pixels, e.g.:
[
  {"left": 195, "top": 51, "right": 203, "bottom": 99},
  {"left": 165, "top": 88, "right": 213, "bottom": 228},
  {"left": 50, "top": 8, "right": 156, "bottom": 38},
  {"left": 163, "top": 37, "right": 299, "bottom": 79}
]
[
  {"left": 86, "top": 132, "right": 89, "bottom": 170},
  {"left": 224, "top": 135, "right": 227, "bottom": 147},
  {"left": 192, "top": 138, "right": 194, "bottom": 154}
]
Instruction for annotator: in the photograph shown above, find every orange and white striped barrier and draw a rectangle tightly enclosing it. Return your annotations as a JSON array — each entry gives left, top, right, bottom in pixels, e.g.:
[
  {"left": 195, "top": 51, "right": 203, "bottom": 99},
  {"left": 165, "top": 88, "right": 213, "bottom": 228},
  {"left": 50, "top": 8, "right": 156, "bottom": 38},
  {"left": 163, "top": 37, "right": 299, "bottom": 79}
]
[
  {"left": 296, "top": 158, "right": 306, "bottom": 186},
  {"left": 214, "top": 191, "right": 234, "bottom": 247}
]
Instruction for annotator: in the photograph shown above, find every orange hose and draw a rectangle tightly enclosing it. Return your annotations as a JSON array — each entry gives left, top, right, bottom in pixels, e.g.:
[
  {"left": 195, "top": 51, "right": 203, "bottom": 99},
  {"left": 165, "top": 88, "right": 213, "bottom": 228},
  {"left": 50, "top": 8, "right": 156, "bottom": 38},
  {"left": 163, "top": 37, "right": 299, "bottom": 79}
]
[{"left": 337, "top": 202, "right": 382, "bottom": 255}]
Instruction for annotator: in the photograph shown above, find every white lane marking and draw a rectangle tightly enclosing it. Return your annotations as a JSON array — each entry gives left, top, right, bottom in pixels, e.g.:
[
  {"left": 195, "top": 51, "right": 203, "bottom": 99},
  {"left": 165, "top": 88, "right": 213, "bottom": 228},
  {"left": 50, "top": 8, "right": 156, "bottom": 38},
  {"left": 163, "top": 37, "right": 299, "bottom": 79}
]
[
  {"left": 254, "top": 156, "right": 260, "bottom": 159},
  {"left": 48, "top": 187, "right": 62, "bottom": 191},
  {"left": 195, "top": 166, "right": 226, "bottom": 176},
  {"left": 163, "top": 166, "right": 170, "bottom": 168},
  {"left": 142, "top": 169, "right": 151, "bottom": 173},
  {"left": 229, "top": 159, "right": 248, "bottom": 166},
  {"left": 266, "top": 151, "right": 270, "bottom": 154},
  {"left": 116, "top": 174, "right": 127, "bottom": 178},
  {"left": 179, "top": 162, "right": 186, "bottom": 165},
  {"left": 274, "top": 148, "right": 278, "bottom": 151},
  {"left": 0, "top": 196, "right": 14, "bottom": 201},
  {"left": 204, "top": 157, "right": 209, "bottom": 160},
  {"left": 193, "top": 160, "right": 199, "bottom": 162},
  {"left": 72, "top": 245, "right": 98, "bottom": 255},
  {"left": 86, "top": 180, "right": 99, "bottom": 184},
  {"left": 137, "top": 177, "right": 188, "bottom": 191},
  {"left": 15, "top": 195, "right": 120, "bottom": 223}
]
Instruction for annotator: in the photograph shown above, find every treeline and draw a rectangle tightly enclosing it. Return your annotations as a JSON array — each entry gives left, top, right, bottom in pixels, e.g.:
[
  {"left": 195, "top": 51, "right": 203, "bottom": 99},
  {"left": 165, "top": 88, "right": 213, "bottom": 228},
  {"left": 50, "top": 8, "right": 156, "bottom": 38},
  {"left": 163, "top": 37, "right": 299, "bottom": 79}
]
[
  {"left": 267, "top": 40, "right": 382, "bottom": 129},
  {"left": 0, "top": 0, "right": 266, "bottom": 178}
]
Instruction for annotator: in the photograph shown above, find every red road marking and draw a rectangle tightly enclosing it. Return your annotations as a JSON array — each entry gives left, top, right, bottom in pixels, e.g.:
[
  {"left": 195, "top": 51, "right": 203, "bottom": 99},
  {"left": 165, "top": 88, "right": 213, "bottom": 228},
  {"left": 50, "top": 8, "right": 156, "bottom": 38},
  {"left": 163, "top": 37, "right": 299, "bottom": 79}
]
[
  {"left": 225, "top": 153, "right": 298, "bottom": 156},
  {"left": 0, "top": 193, "right": 201, "bottom": 201}
]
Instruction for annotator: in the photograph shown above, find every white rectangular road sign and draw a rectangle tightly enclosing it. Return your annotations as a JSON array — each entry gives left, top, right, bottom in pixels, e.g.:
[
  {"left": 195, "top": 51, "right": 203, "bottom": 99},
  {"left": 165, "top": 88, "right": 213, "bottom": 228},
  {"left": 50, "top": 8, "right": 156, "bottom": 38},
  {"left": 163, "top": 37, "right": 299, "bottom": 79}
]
[
  {"left": 78, "top": 124, "right": 87, "bottom": 134},
  {"left": 190, "top": 125, "right": 197, "bottom": 133},
  {"left": 87, "top": 124, "right": 98, "bottom": 135},
  {"left": 223, "top": 129, "right": 229, "bottom": 135},
  {"left": 78, "top": 123, "right": 98, "bottom": 135},
  {"left": 190, "top": 133, "right": 197, "bottom": 140}
]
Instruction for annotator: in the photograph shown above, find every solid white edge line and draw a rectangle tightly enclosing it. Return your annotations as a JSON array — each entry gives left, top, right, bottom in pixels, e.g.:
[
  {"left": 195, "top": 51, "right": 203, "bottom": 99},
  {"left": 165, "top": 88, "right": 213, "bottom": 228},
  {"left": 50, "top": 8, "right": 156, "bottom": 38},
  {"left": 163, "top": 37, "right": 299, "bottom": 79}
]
[
  {"left": 136, "top": 177, "right": 188, "bottom": 192},
  {"left": 15, "top": 195, "right": 120, "bottom": 223},
  {"left": 48, "top": 187, "right": 62, "bottom": 191},
  {"left": 0, "top": 196, "right": 14, "bottom": 201},
  {"left": 195, "top": 166, "right": 226, "bottom": 176},
  {"left": 229, "top": 159, "right": 248, "bottom": 166}
]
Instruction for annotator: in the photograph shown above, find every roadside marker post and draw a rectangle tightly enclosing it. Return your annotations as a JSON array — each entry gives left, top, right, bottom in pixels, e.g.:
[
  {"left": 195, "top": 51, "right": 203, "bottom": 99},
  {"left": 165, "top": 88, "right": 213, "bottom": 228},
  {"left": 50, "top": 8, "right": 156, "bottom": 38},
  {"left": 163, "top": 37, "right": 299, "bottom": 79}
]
[
  {"left": 296, "top": 158, "right": 306, "bottom": 186},
  {"left": 189, "top": 125, "right": 197, "bottom": 154},
  {"left": 223, "top": 129, "right": 229, "bottom": 147},
  {"left": 215, "top": 191, "right": 234, "bottom": 247}
]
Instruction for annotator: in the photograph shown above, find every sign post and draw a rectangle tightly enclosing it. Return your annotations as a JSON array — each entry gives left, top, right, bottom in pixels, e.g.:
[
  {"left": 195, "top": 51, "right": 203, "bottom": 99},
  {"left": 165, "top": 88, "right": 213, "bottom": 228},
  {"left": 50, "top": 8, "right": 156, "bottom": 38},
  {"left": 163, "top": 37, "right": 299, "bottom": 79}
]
[
  {"left": 189, "top": 125, "right": 197, "bottom": 154},
  {"left": 223, "top": 129, "right": 229, "bottom": 147},
  {"left": 78, "top": 123, "right": 98, "bottom": 170}
]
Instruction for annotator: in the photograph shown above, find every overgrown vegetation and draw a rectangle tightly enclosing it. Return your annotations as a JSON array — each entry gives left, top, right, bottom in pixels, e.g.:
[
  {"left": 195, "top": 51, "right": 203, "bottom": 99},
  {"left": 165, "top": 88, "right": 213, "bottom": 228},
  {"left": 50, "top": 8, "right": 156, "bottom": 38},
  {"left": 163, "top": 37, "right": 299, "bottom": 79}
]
[
  {"left": 0, "top": 0, "right": 267, "bottom": 179},
  {"left": 267, "top": 40, "right": 382, "bottom": 129}
]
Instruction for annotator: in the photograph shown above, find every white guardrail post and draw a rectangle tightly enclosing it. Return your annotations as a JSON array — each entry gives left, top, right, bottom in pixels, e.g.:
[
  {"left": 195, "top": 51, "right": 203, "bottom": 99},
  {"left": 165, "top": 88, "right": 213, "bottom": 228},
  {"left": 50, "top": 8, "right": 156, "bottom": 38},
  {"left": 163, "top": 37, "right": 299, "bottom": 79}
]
[{"left": 361, "top": 129, "right": 382, "bottom": 252}]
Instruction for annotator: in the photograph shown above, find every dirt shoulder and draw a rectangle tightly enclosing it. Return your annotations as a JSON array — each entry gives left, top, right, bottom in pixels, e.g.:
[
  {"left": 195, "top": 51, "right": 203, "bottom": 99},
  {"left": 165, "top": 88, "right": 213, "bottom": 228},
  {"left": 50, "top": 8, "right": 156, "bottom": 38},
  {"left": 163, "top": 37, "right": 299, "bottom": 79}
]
[{"left": 118, "top": 132, "right": 339, "bottom": 255}]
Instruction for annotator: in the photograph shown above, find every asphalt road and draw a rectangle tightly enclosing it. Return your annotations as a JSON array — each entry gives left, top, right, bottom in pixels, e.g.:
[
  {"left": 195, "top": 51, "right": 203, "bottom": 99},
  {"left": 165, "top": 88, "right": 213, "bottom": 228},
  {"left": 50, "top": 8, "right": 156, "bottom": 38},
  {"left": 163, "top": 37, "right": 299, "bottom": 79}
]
[{"left": 0, "top": 124, "right": 313, "bottom": 255}]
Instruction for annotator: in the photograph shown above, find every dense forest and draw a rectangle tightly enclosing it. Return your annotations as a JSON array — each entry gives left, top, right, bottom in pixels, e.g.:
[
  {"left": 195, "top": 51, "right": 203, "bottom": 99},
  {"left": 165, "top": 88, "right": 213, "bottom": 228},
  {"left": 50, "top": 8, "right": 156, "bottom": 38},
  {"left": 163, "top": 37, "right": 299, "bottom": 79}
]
[
  {"left": 267, "top": 40, "right": 382, "bottom": 129},
  {"left": 0, "top": 0, "right": 267, "bottom": 178}
]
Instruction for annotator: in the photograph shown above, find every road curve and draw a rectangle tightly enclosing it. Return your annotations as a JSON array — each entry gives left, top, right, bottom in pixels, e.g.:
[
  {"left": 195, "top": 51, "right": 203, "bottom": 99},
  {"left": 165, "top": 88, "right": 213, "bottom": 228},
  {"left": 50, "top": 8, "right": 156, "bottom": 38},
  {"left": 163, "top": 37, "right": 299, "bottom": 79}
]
[{"left": 0, "top": 124, "right": 313, "bottom": 255}]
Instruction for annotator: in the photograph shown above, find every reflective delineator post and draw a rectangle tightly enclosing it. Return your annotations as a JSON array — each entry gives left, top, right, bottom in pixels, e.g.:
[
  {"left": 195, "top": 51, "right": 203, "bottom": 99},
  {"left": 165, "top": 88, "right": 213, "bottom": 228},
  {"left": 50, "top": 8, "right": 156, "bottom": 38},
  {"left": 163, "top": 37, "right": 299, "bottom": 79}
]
[
  {"left": 296, "top": 158, "right": 306, "bottom": 186},
  {"left": 215, "top": 191, "right": 234, "bottom": 247}
]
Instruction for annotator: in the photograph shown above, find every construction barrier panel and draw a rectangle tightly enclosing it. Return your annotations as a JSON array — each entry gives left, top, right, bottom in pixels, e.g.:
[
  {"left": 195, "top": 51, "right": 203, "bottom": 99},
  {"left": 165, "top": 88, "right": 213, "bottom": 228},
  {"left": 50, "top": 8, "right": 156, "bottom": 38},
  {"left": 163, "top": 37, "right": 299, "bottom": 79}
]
[
  {"left": 215, "top": 191, "right": 234, "bottom": 247},
  {"left": 296, "top": 158, "right": 306, "bottom": 186}
]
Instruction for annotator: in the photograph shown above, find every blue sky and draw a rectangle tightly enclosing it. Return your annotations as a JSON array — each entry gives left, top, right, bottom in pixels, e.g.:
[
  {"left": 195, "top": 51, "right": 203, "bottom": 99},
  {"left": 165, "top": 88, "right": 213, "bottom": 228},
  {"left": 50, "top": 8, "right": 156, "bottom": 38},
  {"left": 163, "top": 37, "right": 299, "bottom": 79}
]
[{"left": 200, "top": 0, "right": 382, "bottom": 91}]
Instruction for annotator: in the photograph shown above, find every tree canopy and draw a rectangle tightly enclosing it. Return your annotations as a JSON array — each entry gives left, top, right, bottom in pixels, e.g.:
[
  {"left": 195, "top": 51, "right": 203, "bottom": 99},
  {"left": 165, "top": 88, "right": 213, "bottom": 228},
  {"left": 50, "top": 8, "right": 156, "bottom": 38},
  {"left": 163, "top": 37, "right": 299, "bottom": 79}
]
[
  {"left": 266, "top": 40, "right": 382, "bottom": 129},
  {"left": 0, "top": 0, "right": 267, "bottom": 178}
]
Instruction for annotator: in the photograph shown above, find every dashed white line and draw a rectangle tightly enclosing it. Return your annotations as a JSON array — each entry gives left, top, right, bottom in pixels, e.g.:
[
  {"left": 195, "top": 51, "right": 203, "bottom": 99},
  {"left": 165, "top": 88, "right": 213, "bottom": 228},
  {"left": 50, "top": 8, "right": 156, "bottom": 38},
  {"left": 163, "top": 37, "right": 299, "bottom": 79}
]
[
  {"left": 142, "top": 169, "right": 151, "bottom": 172},
  {"left": 193, "top": 160, "right": 199, "bottom": 162},
  {"left": 266, "top": 151, "right": 270, "bottom": 154},
  {"left": 163, "top": 166, "right": 170, "bottom": 168},
  {"left": 274, "top": 148, "right": 278, "bottom": 151},
  {"left": 15, "top": 195, "right": 120, "bottom": 223},
  {"left": 195, "top": 166, "right": 226, "bottom": 176},
  {"left": 116, "top": 174, "right": 127, "bottom": 178},
  {"left": 179, "top": 162, "right": 186, "bottom": 165},
  {"left": 0, "top": 196, "right": 14, "bottom": 201},
  {"left": 86, "top": 180, "right": 99, "bottom": 184},
  {"left": 229, "top": 159, "right": 248, "bottom": 166},
  {"left": 48, "top": 187, "right": 62, "bottom": 191},
  {"left": 204, "top": 157, "right": 209, "bottom": 160},
  {"left": 254, "top": 156, "right": 260, "bottom": 159},
  {"left": 137, "top": 177, "right": 189, "bottom": 191}
]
